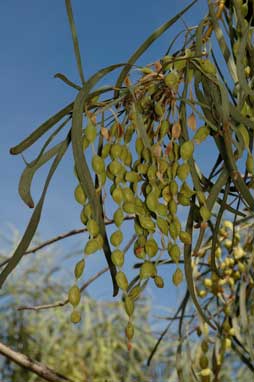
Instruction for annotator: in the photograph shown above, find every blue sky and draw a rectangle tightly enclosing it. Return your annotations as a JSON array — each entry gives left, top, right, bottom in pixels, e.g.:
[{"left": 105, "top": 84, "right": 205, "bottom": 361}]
[{"left": 0, "top": 0, "right": 207, "bottom": 303}]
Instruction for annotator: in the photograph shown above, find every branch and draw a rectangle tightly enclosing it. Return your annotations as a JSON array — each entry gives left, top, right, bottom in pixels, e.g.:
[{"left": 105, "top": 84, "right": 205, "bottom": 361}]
[
  {"left": 0, "top": 341, "right": 73, "bottom": 382},
  {"left": 0, "top": 216, "right": 134, "bottom": 269}
]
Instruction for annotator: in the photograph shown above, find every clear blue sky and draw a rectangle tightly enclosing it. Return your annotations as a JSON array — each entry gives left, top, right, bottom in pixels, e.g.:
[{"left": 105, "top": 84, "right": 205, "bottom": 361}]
[{"left": 0, "top": 0, "right": 207, "bottom": 302}]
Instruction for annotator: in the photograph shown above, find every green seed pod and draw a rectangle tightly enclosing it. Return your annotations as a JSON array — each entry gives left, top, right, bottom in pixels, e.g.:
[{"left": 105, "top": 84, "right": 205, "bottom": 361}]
[
  {"left": 154, "top": 101, "right": 164, "bottom": 117},
  {"left": 84, "top": 239, "right": 99, "bottom": 255},
  {"left": 200, "top": 59, "right": 217, "bottom": 75},
  {"left": 197, "top": 191, "right": 206, "bottom": 205},
  {"left": 125, "top": 171, "right": 140, "bottom": 183},
  {"left": 164, "top": 72, "right": 179, "bottom": 89},
  {"left": 101, "top": 143, "right": 111, "bottom": 158},
  {"left": 70, "top": 309, "right": 81, "bottom": 324},
  {"left": 177, "top": 193, "right": 191, "bottom": 206},
  {"left": 96, "top": 234, "right": 104, "bottom": 249},
  {"left": 87, "top": 219, "right": 100, "bottom": 237},
  {"left": 68, "top": 285, "right": 81, "bottom": 306},
  {"left": 180, "top": 182, "right": 195, "bottom": 198},
  {"left": 169, "top": 243, "right": 181, "bottom": 263},
  {"left": 82, "top": 136, "right": 90, "bottom": 151},
  {"left": 146, "top": 191, "right": 159, "bottom": 212},
  {"left": 162, "top": 186, "right": 172, "bottom": 203},
  {"left": 80, "top": 208, "right": 88, "bottom": 225},
  {"left": 125, "top": 321, "right": 134, "bottom": 340},
  {"left": 124, "top": 151, "right": 133, "bottom": 166},
  {"left": 134, "top": 221, "right": 144, "bottom": 236},
  {"left": 169, "top": 199, "right": 177, "bottom": 215},
  {"left": 110, "top": 143, "right": 123, "bottom": 159},
  {"left": 124, "top": 296, "right": 135, "bottom": 316},
  {"left": 128, "top": 285, "right": 141, "bottom": 300},
  {"left": 137, "top": 163, "right": 148, "bottom": 174},
  {"left": 74, "top": 185, "right": 87, "bottom": 205},
  {"left": 200, "top": 206, "right": 211, "bottom": 221},
  {"left": 172, "top": 268, "right": 183, "bottom": 286},
  {"left": 147, "top": 165, "right": 157, "bottom": 181},
  {"left": 124, "top": 124, "right": 134, "bottom": 144},
  {"left": 113, "top": 208, "right": 124, "bottom": 227},
  {"left": 179, "top": 231, "right": 192, "bottom": 245},
  {"left": 74, "top": 259, "right": 85, "bottom": 279},
  {"left": 140, "top": 261, "right": 157, "bottom": 279},
  {"left": 83, "top": 203, "right": 93, "bottom": 219},
  {"left": 170, "top": 180, "right": 178, "bottom": 195},
  {"left": 92, "top": 155, "right": 105, "bottom": 175},
  {"left": 169, "top": 222, "right": 180, "bottom": 240},
  {"left": 123, "top": 202, "right": 136, "bottom": 214},
  {"left": 180, "top": 141, "right": 194, "bottom": 160},
  {"left": 112, "top": 187, "right": 124, "bottom": 204},
  {"left": 194, "top": 125, "right": 210, "bottom": 144},
  {"left": 157, "top": 217, "right": 169, "bottom": 235},
  {"left": 159, "top": 120, "right": 170, "bottom": 139},
  {"left": 154, "top": 275, "right": 164, "bottom": 288},
  {"left": 158, "top": 159, "right": 168, "bottom": 174},
  {"left": 116, "top": 271, "right": 128, "bottom": 291},
  {"left": 171, "top": 161, "right": 178, "bottom": 179},
  {"left": 201, "top": 340, "right": 209, "bottom": 353},
  {"left": 109, "top": 160, "right": 123, "bottom": 176},
  {"left": 110, "top": 230, "right": 123, "bottom": 247},
  {"left": 177, "top": 162, "right": 190, "bottom": 181},
  {"left": 173, "top": 58, "right": 186, "bottom": 71},
  {"left": 238, "top": 124, "right": 250, "bottom": 148},
  {"left": 111, "top": 249, "right": 124, "bottom": 267},
  {"left": 135, "top": 137, "right": 144, "bottom": 155},
  {"left": 157, "top": 203, "right": 168, "bottom": 217},
  {"left": 123, "top": 188, "right": 135, "bottom": 202},
  {"left": 84, "top": 121, "right": 97, "bottom": 142},
  {"left": 246, "top": 153, "right": 254, "bottom": 174},
  {"left": 145, "top": 238, "right": 158, "bottom": 257},
  {"left": 139, "top": 215, "right": 156, "bottom": 231}
]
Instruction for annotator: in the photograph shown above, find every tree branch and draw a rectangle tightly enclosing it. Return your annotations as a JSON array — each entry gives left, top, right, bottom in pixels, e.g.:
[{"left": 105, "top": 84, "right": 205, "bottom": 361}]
[{"left": 0, "top": 341, "right": 73, "bottom": 382}]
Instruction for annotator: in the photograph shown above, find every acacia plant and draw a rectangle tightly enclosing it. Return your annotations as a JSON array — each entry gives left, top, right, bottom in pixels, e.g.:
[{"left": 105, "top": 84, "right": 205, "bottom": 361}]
[{"left": 1, "top": 0, "right": 254, "bottom": 380}]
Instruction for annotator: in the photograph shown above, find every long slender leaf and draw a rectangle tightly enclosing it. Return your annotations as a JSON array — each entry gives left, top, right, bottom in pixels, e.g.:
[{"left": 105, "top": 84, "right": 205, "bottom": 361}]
[{"left": 0, "top": 131, "right": 71, "bottom": 288}]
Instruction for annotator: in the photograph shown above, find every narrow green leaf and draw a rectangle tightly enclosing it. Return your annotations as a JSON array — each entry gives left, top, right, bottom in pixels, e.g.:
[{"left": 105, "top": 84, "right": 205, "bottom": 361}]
[
  {"left": 54, "top": 73, "right": 81, "bottom": 90},
  {"left": 10, "top": 102, "right": 73, "bottom": 155},
  {"left": 65, "top": 0, "right": 85, "bottom": 85},
  {"left": 115, "top": 0, "right": 197, "bottom": 94},
  {"left": 0, "top": 132, "right": 71, "bottom": 288}
]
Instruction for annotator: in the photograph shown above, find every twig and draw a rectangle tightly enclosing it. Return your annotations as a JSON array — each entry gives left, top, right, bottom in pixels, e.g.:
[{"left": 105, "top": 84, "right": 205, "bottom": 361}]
[
  {"left": 0, "top": 341, "right": 73, "bottom": 382},
  {"left": 0, "top": 216, "right": 134, "bottom": 269}
]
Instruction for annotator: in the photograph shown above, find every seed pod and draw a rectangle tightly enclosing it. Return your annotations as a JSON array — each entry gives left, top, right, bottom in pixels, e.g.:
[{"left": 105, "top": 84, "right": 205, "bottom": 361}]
[
  {"left": 146, "top": 191, "right": 158, "bottom": 212},
  {"left": 123, "top": 202, "right": 136, "bottom": 214},
  {"left": 134, "top": 221, "right": 144, "bottom": 236},
  {"left": 204, "top": 278, "right": 213, "bottom": 288},
  {"left": 139, "top": 215, "right": 156, "bottom": 231},
  {"left": 177, "top": 193, "right": 190, "bottom": 206},
  {"left": 110, "top": 230, "right": 123, "bottom": 247},
  {"left": 110, "top": 143, "right": 123, "bottom": 159},
  {"left": 145, "top": 238, "right": 158, "bottom": 257},
  {"left": 83, "top": 203, "right": 93, "bottom": 219},
  {"left": 200, "top": 59, "right": 216, "bottom": 75},
  {"left": 85, "top": 121, "right": 97, "bottom": 142},
  {"left": 124, "top": 124, "right": 135, "bottom": 144},
  {"left": 169, "top": 199, "right": 177, "bottom": 215},
  {"left": 128, "top": 285, "right": 141, "bottom": 300},
  {"left": 109, "top": 160, "right": 123, "bottom": 176},
  {"left": 200, "top": 368, "right": 212, "bottom": 377},
  {"left": 238, "top": 124, "right": 249, "bottom": 148},
  {"left": 96, "top": 234, "right": 104, "bottom": 249},
  {"left": 135, "top": 137, "right": 144, "bottom": 155},
  {"left": 171, "top": 161, "right": 178, "bottom": 178},
  {"left": 177, "top": 162, "right": 190, "bottom": 181},
  {"left": 84, "top": 239, "right": 99, "bottom": 255},
  {"left": 172, "top": 268, "right": 183, "bottom": 286},
  {"left": 187, "top": 112, "right": 197, "bottom": 131},
  {"left": 113, "top": 208, "right": 124, "bottom": 227},
  {"left": 68, "top": 285, "right": 81, "bottom": 306},
  {"left": 154, "top": 101, "right": 164, "bottom": 117},
  {"left": 125, "top": 171, "right": 140, "bottom": 183},
  {"left": 159, "top": 120, "right": 170, "bottom": 139},
  {"left": 74, "top": 185, "right": 87, "bottom": 205},
  {"left": 180, "top": 141, "right": 194, "bottom": 160},
  {"left": 80, "top": 209, "right": 88, "bottom": 225},
  {"left": 199, "top": 354, "right": 209, "bottom": 369},
  {"left": 164, "top": 72, "right": 179, "bottom": 89},
  {"left": 169, "top": 243, "right": 181, "bottom": 263},
  {"left": 124, "top": 296, "right": 135, "bottom": 316},
  {"left": 92, "top": 155, "right": 105, "bottom": 175},
  {"left": 123, "top": 188, "right": 135, "bottom": 202},
  {"left": 157, "top": 203, "right": 168, "bottom": 216},
  {"left": 112, "top": 187, "right": 124, "bottom": 204},
  {"left": 179, "top": 231, "right": 192, "bottom": 245},
  {"left": 162, "top": 186, "right": 172, "bottom": 203},
  {"left": 101, "top": 143, "right": 111, "bottom": 158},
  {"left": 154, "top": 275, "right": 164, "bottom": 288},
  {"left": 82, "top": 136, "right": 90, "bottom": 150},
  {"left": 116, "top": 271, "right": 128, "bottom": 291},
  {"left": 137, "top": 163, "right": 148, "bottom": 174},
  {"left": 200, "top": 206, "right": 211, "bottom": 221},
  {"left": 170, "top": 180, "right": 178, "bottom": 195},
  {"left": 169, "top": 222, "right": 180, "bottom": 240},
  {"left": 74, "top": 259, "right": 85, "bottom": 279},
  {"left": 197, "top": 191, "right": 206, "bottom": 205},
  {"left": 87, "top": 219, "right": 100, "bottom": 237},
  {"left": 125, "top": 321, "right": 134, "bottom": 340},
  {"left": 172, "top": 121, "right": 181, "bottom": 139},
  {"left": 157, "top": 217, "right": 168, "bottom": 235},
  {"left": 194, "top": 125, "right": 210, "bottom": 144},
  {"left": 70, "top": 310, "right": 81, "bottom": 324},
  {"left": 180, "top": 182, "right": 195, "bottom": 198},
  {"left": 246, "top": 153, "right": 254, "bottom": 174},
  {"left": 111, "top": 249, "right": 124, "bottom": 267},
  {"left": 140, "top": 261, "right": 157, "bottom": 279}
]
